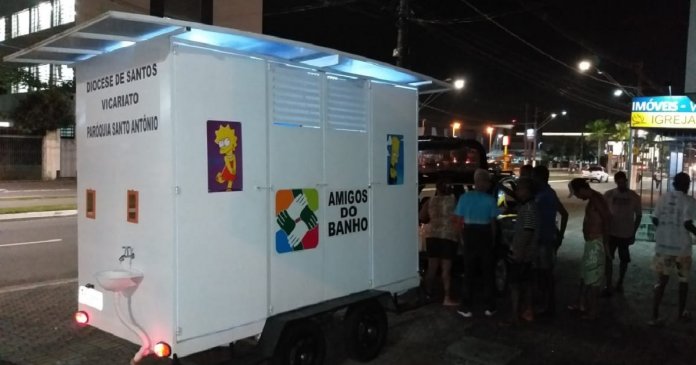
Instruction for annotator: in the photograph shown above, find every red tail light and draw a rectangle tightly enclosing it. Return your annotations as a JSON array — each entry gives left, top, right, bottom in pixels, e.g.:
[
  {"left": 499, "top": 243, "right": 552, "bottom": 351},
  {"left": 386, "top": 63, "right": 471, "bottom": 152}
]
[
  {"left": 153, "top": 342, "right": 171, "bottom": 358},
  {"left": 74, "top": 311, "right": 89, "bottom": 325}
]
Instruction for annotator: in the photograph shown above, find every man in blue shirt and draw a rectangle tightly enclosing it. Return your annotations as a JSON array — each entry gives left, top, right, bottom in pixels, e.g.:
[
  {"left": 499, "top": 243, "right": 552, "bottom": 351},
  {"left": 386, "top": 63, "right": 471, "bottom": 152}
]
[
  {"left": 455, "top": 168, "right": 500, "bottom": 318},
  {"left": 532, "top": 166, "right": 568, "bottom": 317}
]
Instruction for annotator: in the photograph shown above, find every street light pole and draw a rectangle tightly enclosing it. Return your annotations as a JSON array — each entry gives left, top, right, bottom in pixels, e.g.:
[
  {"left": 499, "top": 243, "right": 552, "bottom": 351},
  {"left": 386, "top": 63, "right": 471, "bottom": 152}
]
[
  {"left": 487, "top": 126, "right": 494, "bottom": 151},
  {"left": 578, "top": 60, "right": 639, "bottom": 97},
  {"left": 395, "top": 0, "right": 409, "bottom": 67},
  {"left": 451, "top": 121, "right": 461, "bottom": 138}
]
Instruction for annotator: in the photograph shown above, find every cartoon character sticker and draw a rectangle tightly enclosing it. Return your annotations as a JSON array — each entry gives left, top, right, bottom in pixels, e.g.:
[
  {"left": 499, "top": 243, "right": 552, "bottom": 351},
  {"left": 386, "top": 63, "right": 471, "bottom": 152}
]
[
  {"left": 387, "top": 134, "right": 404, "bottom": 185},
  {"left": 275, "top": 189, "right": 319, "bottom": 253},
  {"left": 207, "top": 121, "right": 243, "bottom": 192}
]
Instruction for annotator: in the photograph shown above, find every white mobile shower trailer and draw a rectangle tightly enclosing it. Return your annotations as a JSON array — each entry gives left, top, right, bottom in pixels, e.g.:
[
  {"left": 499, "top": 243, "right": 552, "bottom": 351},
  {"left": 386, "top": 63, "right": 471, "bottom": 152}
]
[{"left": 5, "top": 11, "right": 449, "bottom": 363}]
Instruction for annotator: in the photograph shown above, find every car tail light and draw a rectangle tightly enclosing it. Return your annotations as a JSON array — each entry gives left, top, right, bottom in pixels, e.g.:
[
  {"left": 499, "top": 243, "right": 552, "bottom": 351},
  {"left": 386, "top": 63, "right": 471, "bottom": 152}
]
[
  {"left": 153, "top": 342, "right": 172, "bottom": 358},
  {"left": 74, "top": 311, "right": 89, "bottom": 325}
]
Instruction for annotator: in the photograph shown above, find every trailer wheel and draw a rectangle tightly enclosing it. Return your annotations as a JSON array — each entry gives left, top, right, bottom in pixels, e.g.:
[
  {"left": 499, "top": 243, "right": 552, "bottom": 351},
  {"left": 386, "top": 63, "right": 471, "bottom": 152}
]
[
  {"left": 343, "top": 300, "right": 388, "bottom": 362},
  {"left": 271, "top": 319, "right": 326, "bottom": 365}
]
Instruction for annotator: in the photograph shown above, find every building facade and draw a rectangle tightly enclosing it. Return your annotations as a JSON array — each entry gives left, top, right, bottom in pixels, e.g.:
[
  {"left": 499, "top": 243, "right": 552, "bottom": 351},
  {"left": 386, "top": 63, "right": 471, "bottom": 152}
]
[{"left": 0, "top": 0, "right": 262, "bottom": 179}]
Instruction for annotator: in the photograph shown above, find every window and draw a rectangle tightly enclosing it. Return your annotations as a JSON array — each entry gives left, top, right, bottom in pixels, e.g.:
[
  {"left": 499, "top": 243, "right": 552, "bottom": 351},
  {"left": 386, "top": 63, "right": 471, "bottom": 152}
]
[
  {"left": 0, "top": 17, "right": 6, "bottom": 41},
  {"left": 270, "top": 64, "right": 321, "bottom": 129},
  {"left": 54, "top": 0, "right": 75, "bottom": 25},
  {"left": 37, "top": 64, "right": 50, "bottom": 85},
  {"left": 12, "top": 9, "right": 30, "bottom": 37},
  {"left": 56, "top": 65, "right": 74, "bottom": 85},
  {"left": 326, "top": 76, "right": 367, "bottom": 132},
  {"left": 86, "top": 189, "right": 96, "bottom": 219},
  {"left": 31, "top": 2, "right": 52, "bottom": 33},
  {"left": 127, "top": 190, "right": 139, "bottom": 223},
  {"left": 11, "top": 67, "right": 29, "bottom": 93}
]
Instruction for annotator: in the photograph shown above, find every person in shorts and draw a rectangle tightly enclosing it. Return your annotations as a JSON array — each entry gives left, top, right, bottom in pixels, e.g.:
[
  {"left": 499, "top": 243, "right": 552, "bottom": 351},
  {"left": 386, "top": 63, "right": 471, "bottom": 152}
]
[
  {"left": 420, "top": 177, "right": 460, "bottom": 306},
  {"left": 504, "top": 178, "right": 537, "bottom": 324},
  {"left": 649, "top": 172, "right": 696, "bottom": 325},
  {"left": 568, "top": 178, "right": 610, "bottom": 320},
  {"left": 603, "top": 171, "right": 642, "bottom": 296}
]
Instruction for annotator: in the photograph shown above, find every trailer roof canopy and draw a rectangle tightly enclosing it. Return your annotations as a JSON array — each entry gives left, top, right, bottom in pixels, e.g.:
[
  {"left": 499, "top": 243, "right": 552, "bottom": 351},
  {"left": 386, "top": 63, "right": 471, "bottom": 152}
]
[{"left": 4, "top": 11, "right": 449, "bottom": 94}]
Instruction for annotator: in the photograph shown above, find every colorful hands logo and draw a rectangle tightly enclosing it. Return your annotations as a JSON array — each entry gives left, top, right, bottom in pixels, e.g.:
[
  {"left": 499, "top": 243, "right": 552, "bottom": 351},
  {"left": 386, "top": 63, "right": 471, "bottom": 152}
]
[{"left": 275, "top": 189, "right": 319, "bottom": 253}]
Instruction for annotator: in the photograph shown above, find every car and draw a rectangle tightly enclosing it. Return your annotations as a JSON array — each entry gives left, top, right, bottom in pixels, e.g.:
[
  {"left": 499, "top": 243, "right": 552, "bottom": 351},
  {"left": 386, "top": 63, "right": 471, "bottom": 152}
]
[{"left": 582, "top": 165, "right": 610, "bottom": 183}]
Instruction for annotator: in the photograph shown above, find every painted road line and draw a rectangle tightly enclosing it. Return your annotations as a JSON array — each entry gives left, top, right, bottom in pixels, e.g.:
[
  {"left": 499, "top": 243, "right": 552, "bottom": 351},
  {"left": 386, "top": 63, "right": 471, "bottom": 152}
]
[
  {"left": 0, "top": 188, "right": 75, "bottom": 193},
  {"left": 0, "top": 210, "right": 78, "bottom": 221},
  {"left": 549, "top": 179, "right": 570, "bottom": 183},
  {"left": 0, "top": 278, "right": 77, "bottom": 294},
  {"left": 0, "top": 239, "right": 63, "bottom": 248}
]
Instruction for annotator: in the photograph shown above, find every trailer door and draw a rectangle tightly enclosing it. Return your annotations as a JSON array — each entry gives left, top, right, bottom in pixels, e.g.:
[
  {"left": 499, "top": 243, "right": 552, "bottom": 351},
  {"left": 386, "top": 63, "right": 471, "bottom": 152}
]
[
  {"left": 268, "top": 64, "right": 325, "bottom": 314},
  {"left": 173, "top": 46, "right": 268, "bottom": 342}
]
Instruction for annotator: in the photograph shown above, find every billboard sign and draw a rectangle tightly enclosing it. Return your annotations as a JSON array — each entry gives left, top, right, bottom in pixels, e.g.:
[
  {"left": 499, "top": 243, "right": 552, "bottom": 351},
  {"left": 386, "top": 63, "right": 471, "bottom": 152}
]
[{"left": 631, "top": 95, "right": 696, "bottom": 129}]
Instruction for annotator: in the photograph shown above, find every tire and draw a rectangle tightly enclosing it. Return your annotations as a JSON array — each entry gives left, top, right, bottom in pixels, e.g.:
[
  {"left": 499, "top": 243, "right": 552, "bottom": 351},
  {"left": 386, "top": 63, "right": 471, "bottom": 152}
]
[
  {"left": 271, "top": 319, "right": 326, "bottom": 365},
  {"left": 494, "top": 257, "right": 508, "bottom": 295},
  {"left": 343, "top": 300, "right": 388, "bottom": 362}
]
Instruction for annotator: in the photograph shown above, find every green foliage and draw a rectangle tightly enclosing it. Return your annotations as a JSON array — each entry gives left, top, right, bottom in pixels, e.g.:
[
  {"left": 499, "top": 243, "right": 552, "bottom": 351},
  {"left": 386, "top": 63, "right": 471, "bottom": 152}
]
[
  {"left": 585, "top": 119, "right": 611, "bottom": 141},
  {"left": 0, "top": 64, "right": 43, "bottom": 94},
  {"left": 585, "top": 119, "right": 612, "bottom": 162},
  {"left": 0, "top": 64, "right": 75, "bottom": 133},
  {"left": 612, "top": 122, "right": 630, "bottom": 142},
  {"left": 10, "top": 87, "right": 74, "bottom": 133}
]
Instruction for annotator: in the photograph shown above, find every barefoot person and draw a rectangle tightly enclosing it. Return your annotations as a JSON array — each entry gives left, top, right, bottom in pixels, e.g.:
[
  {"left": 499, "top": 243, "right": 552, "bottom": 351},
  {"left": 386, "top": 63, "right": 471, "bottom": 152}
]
[
  {"left": 649, "top": 172, "right": 696, "bottom": 325},
  {"left": 532, "top": 166, "right": 568, "bottom": 317},
  {"left": 568, "top": 178, "right": 610, "bottom": 319},
  {"left": 603, "top": 171, "right": 642, "bottom": 296}
]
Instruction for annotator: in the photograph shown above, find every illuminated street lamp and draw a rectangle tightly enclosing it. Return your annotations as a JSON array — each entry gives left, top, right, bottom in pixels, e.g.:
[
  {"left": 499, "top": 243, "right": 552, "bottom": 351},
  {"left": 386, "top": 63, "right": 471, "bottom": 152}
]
[
  {"left": 486, "top": 126, "right": 494, "bottom": 151},
  {"left": 578, "top": 60, "right": 592, "bottom": 72},
  {"left": 453, "top": 78, "right": 465, "bottom": 90},
  {"left": 613, "top": 89, "right": 623, "bottom": 97},
  {"left": 451, "top": 121, "right": 461, "bottom": 138}
]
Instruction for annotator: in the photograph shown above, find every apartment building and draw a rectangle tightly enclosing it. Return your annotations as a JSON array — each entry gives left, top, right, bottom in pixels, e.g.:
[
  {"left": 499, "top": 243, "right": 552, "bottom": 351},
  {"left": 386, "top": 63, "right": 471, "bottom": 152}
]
[{"left": 0, "top": 0, "right": 262, "bottom": 179}]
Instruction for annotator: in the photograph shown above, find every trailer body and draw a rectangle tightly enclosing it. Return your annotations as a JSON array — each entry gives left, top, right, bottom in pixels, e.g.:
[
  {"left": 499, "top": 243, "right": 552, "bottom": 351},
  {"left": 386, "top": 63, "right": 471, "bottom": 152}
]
[{"left": 5, "top": 12, "right": 448, "bottom": 359}]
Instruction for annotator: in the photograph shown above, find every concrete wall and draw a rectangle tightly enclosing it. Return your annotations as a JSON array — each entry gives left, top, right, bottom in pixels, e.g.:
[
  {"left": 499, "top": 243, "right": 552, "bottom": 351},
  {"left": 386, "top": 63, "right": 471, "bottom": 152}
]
[
  {"left": 41, "top": 130, "right": 60, "bottom": 180},
  {"left": 60, "top": 138, "right": 76, "bottom": 177},
  {"left": 76, "top": 0, "right": 262, "bottom": 32}
]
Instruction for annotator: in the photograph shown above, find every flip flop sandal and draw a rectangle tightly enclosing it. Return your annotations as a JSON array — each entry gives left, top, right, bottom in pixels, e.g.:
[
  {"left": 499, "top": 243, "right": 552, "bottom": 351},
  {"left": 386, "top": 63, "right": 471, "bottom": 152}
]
[
  {"left": 647, "top": 318, "right": 664, "bottom": 327},
  {"left": 679, "top": 311, "right": 691, "bottom": 322},
  {"left": 567, "top": 304, "right": 586, "bottom": 313}
]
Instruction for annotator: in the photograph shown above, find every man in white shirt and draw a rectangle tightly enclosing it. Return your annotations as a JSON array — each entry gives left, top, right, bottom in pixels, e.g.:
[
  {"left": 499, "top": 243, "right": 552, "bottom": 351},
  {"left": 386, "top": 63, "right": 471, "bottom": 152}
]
[
  {"left": 650, "top": 172, "right": 696, "bottom": 326},
  {"left": 603, "top": 171, "right": 642, "bottom": 296}
]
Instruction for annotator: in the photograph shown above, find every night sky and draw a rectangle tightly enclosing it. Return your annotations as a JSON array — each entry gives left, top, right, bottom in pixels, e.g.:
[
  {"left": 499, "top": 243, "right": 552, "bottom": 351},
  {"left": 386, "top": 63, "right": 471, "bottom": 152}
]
[{"left": 263, "top": 0, "right": 691, "bottom": 132}]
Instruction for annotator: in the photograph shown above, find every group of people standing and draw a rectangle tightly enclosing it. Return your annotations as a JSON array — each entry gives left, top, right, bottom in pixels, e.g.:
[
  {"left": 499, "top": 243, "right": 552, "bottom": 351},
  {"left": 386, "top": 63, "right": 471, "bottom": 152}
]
[
  {"left": 420, "top": 165, "right": 569, "bottom": 323},
  {"left": 421, "top": 164, "right": 696, "bottom": 325}
]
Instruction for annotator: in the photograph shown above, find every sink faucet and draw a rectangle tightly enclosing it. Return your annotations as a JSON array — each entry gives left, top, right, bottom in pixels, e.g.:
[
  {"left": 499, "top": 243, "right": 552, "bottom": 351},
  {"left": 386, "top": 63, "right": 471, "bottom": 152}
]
[{"left": 119, "top": 246, "right": 135, "bottom": 262}]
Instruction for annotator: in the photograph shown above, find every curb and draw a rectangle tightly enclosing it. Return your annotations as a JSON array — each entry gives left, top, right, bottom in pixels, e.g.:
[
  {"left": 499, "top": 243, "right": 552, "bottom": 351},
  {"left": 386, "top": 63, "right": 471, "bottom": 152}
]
[{"left": 0, "top": 210, "right": 77, "bottom": 221}]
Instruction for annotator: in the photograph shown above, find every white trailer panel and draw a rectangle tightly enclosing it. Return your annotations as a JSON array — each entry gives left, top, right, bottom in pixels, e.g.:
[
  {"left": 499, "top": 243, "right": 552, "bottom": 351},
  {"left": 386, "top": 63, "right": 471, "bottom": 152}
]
[{"left": 5, "top": 11, "right": 449, "bottom": 361}]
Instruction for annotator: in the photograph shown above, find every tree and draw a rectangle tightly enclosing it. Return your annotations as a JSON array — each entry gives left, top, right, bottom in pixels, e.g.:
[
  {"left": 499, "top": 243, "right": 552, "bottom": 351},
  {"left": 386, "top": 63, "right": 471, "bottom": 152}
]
[
  {"left": 612, "top": 121, "right": 630, "bottom": 170},
  {"left": 585, "top": 119, "right": 611, "bottom": 164},
  {"left": 10, "top": 87, "right": 74, "bottom": 133},
  {"left": 2, "top": 64, "right": 75, "bottom": 134}
]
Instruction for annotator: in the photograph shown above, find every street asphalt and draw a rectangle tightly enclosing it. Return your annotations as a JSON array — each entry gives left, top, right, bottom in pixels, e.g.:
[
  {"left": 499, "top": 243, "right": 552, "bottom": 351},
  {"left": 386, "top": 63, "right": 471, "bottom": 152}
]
[{"left": 2, "top": 175, "right": 696, "bottom": 364}]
